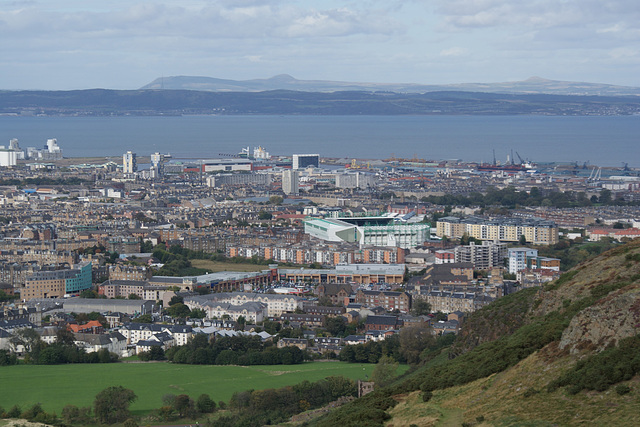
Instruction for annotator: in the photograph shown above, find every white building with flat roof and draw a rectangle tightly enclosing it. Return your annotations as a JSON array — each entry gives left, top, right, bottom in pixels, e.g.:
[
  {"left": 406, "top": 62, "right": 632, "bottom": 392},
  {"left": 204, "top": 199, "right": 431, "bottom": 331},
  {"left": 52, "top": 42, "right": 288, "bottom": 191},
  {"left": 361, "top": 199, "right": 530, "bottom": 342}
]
[
  {"left": 304, "top": 216, "right": 429, "bottom": 249},
  {"left": 293, "top": 154, "right": 319, "bottom": 170}
]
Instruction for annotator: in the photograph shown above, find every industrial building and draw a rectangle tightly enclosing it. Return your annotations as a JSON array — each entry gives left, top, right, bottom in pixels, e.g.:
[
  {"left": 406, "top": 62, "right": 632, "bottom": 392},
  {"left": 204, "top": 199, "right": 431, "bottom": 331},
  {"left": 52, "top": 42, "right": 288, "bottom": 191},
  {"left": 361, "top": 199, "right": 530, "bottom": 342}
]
[
  {"left": 202, "top": 158, "right": 252, "bottom": 172},
  {"left": 206, "top": 172, "right": 272, "bottom": 188},
  {"left": 292, "top": 154, "right": 319, "bottom": 170}
]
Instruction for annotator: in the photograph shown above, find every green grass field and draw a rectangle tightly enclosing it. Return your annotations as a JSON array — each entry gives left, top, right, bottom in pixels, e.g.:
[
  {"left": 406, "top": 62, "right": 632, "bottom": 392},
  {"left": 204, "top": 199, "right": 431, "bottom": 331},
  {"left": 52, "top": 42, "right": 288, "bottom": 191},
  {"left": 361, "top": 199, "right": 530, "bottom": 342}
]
[
  {"left": 190, "top": 259, "right": 271, "bottom": 272},
  {"left": 0, "top": 362, "right": 378, "bottom": 416}
]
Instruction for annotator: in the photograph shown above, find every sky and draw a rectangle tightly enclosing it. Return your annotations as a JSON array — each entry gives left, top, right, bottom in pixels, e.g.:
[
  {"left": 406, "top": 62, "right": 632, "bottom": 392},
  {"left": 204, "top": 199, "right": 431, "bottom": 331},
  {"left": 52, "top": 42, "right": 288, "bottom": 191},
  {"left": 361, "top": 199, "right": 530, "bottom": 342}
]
[{"left": 1, "top": 0, "right": 639, "bottom": 90}]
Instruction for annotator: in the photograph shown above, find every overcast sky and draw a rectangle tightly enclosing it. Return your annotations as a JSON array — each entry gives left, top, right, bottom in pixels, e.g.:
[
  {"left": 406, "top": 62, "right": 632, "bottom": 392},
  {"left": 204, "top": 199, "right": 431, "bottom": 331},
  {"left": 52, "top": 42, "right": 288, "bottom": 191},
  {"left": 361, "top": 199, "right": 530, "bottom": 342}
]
[{"left": 1, "top": 0, "right": 639, "bottom": 90}]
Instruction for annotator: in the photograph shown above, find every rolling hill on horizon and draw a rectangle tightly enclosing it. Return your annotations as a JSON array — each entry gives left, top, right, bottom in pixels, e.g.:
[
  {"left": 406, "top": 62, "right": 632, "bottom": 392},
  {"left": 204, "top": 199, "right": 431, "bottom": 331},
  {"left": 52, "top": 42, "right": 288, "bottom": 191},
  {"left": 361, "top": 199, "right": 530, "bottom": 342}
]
[{"left": 140, "top": 74, "right": 640, "bottom": 96}]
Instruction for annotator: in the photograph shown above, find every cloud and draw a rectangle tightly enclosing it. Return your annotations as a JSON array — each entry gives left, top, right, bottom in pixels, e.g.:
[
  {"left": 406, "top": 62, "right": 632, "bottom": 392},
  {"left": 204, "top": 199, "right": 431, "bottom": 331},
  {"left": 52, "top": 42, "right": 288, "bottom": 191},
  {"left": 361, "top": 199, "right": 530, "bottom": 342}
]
[
  {"left": 439, "top": 47, "right": 468, "bottom": 57},
  {"left": 0, "top": 2, "right": 401, "bottom": 41}
]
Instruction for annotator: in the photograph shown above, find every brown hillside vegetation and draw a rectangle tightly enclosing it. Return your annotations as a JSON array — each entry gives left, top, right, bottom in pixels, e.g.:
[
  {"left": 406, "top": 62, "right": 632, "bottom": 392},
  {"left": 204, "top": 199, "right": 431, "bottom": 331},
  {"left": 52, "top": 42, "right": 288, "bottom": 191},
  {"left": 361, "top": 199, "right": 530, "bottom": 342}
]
[{"left": 311, "top": 240, "right": 640, "bottom": 426}]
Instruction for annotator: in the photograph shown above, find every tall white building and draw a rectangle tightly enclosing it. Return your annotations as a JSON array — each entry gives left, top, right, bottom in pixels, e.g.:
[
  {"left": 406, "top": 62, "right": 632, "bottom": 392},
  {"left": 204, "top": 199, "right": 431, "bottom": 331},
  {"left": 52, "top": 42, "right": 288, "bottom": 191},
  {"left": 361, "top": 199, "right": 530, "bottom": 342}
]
[
  {"left": 282, "top": 169, "right": 299, "bottom": 195},
  {"left": 0, "top": 149, "right": 18, "bottom": 167},
  {"left": 455, "top": 241, "right": 507, "bottom": 270},
  {"left": 123, "top": 151, "right": 137, "bottom": 174},
  {"left": 150, "top": 152, "right": 164, "bottom": 177},
  {"left": 508, "top": 248, "right": 538, "bottom": 274}
]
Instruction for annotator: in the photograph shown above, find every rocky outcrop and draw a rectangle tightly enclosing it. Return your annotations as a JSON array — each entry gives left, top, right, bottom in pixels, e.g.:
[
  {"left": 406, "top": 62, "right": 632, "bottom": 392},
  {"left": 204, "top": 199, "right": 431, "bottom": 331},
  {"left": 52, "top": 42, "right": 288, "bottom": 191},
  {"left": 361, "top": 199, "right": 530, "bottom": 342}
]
[{"left": 559, "top": 285, "right": 640, "bottom": 354}]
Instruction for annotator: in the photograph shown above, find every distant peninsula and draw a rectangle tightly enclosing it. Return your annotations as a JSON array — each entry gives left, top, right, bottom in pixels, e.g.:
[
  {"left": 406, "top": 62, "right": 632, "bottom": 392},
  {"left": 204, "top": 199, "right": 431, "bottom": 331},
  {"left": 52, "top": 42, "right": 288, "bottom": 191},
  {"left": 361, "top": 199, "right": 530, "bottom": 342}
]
[
  {"left": 1, "top": 89, "right": 639, "bottom": 117},
  {"left": 1, "top": 75, "right": 640, "bottom": 117}
]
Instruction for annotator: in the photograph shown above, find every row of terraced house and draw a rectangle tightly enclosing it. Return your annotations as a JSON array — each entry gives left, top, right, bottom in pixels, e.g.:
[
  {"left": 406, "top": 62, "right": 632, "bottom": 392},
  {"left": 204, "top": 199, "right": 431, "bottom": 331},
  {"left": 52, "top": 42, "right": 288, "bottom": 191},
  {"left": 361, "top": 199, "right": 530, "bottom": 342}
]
[{"left": 226, "top": 242, "right": 405, "bottom": 266}]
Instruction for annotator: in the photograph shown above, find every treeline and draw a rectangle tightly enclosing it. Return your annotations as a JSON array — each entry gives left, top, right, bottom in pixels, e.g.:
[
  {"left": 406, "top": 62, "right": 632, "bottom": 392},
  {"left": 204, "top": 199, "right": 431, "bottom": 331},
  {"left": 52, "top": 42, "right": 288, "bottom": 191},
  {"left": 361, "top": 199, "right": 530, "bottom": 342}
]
[
  {"left": 152, "top": 244, "right": 210, "bottom": 277},
  {"left": 165, "top": 334, "right": 306, "bottom": 366},
  {"left": 0, "top": 177, "right": 91, "bottom": 186},
  {"left": 339, "top": 335, "right": 404, "bottom": 364},
  {"left": 150, "top": 242, "right": 302, "bottom": 276},
  {"left": 215, "top": 376, "right": 357, "bottom": 427},
  {"left": 537, "top": 238, "right": 618, "bottom": 271},
  {"left": 422, "top": 186, "right": 635, "bottom": 208},
  {"left": 0, "top": 403, "right": 58, "bottom": 425}
]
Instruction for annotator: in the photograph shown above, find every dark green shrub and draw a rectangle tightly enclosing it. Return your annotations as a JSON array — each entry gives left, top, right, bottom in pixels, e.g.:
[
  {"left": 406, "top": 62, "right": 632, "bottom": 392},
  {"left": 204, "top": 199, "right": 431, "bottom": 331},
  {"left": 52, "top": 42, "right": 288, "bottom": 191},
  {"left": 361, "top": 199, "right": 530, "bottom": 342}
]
[
  {"left": 615, "top": 384, "right": 631, "bottom": 395},
  {"left": 549, "top": 335, "right": 640, "bottom": 394}
]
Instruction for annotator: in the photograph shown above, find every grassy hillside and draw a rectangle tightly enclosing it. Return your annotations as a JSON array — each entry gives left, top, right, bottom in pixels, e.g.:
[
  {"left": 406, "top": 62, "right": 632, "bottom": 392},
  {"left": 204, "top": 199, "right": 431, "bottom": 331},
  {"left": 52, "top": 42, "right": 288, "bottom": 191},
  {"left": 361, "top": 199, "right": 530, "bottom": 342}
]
[{"left": 311, "top": 240, "right": 640, "bottom": 426}]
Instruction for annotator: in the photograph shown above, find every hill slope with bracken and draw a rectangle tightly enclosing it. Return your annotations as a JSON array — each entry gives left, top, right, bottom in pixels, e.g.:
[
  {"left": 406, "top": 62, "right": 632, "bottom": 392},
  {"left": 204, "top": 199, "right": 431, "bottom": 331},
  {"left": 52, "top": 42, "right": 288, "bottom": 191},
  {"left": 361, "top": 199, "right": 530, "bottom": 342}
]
[{"left": 310, "top": 240, "right": 640, "bottom": 426}]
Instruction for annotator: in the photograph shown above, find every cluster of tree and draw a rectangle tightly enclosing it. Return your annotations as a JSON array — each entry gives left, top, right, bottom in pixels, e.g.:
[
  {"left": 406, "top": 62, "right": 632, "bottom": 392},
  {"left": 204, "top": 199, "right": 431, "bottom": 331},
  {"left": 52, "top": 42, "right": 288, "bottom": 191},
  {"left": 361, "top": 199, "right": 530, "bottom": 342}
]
[
  {"left": 535, "top": 237, "right": 620, "bottom": 271},
  {"left": 79, "top": 289, "right": 106, "bottom": 299},
  {"left": 138, "top": 346, "right": 166, "bottom": 361},
  {"left": 339, "top": 324, "right": 439, "bottom": 366},
  {"left": 461, "top": 187, "right": 632, "bottom": 208},
  {"left": 152, "top": 244, "right": 210, "bottom": 276},
  {"left": 215, "top": 376, "right": 357, "bottom": 427},
  {"left": 0, "top": 403, "right": 58, "bottom": 425},
  {"left": 424, "top": 186, "right": 635, "bottom": 209},
  {"left": 165, "top": 334, "right": 306, "bottom": 366},
  {"left": 299, "top": 385, "right": 398, "bottom": 427},
  {"left": 0, "top": 350, "right": 18, "bottom": 366},
  {"left": 10, "top": 328, "right": 118, "bottom": 365},
  {"left": 156, "top": 392, "right": 218, "bottom": 421},
  {"left": 325, "top": 316, "right": 359, "bottom": 337},
  {"left": 0, "top": 289, "right": 18, "bottom": 303},
  {"left": 163, "top": 295, "right": 205, "bottom": 319},
  {"left": 339, "top": 335, "right": 404, "bottom": 364}
]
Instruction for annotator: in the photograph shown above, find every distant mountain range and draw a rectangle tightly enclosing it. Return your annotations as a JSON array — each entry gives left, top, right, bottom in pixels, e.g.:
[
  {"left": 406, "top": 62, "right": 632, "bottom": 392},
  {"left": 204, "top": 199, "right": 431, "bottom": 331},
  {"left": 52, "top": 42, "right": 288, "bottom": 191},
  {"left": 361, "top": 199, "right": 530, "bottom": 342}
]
[{"left": 140, "top": 75, "right": 640, "bottom": 96}]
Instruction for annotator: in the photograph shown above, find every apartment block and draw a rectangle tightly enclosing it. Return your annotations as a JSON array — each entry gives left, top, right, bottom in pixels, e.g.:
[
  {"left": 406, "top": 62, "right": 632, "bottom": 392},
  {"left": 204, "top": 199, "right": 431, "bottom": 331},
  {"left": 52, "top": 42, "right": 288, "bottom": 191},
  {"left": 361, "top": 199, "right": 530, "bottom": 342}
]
[{"left": 436, "top": 216, "right": 558, "bottom": 245}]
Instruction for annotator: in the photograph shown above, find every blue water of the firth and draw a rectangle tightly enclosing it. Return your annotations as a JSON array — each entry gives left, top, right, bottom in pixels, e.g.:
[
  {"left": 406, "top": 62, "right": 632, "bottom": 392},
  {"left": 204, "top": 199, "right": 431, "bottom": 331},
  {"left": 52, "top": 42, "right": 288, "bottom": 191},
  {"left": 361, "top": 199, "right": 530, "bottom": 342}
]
[{"left": 0, "top": 115, "right": 638, "bottom": 166}]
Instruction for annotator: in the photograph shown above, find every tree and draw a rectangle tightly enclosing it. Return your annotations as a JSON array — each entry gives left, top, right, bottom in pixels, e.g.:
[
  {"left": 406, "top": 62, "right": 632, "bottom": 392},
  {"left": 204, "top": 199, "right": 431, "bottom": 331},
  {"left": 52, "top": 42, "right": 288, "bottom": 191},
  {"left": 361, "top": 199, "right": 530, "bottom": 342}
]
[
  {"left": 326, "top": 317, "right": 347, "bottom": 336},
  {"left": 370, "top": 355, "right": 399, "bottom": 387},
  {"left": 189, "top": 308, "right": 206, "bottom": 319},
  {"left": 135, "top": 314, "right": 153, "bottom": 323},
  {"left": 56, "top": 327, "right": 77, "bottom": 346},
  {"left": 169, "top": 295, "right": 184, "bottom": 306},
  {"left": 258, "top": 211, "right": 272, "bottom": 220},
  {"left": 0, "top": 290, "right": 18, "bottom": 302},
  {"left": 236, "top": 316, "right": 246, "bottom": 329},
  {"left": 128, "top": 293, "right": 142, "bottom": 300},
  {"left": 519, "top": 234, "right": 527, "bottom": 245},
  {"left": 599, "top": 188, "right": 612, "bottom": 205},
  {"left": 10, "top": 327, "right": 43, "bottom": 359},
  {"left": 268, "top": 195, "right": 283, "bottom": 205},
  {"left": 174, "top": 394, "right": 195, "bottom": 418},
  {"left": 167, "top": 303, "right": 191, "bottom": 318},
  {"left": 94, "top": 386, "right": 137, "bottom": 424},
  {"left": 411, "top": 299, "right": 431, "bottom": 316},
  {"left": 196, "top": 393, "right": 216, "bottom": 413},
  {"left": 398, "top": 323, "right": 435, "bottom": 365}
]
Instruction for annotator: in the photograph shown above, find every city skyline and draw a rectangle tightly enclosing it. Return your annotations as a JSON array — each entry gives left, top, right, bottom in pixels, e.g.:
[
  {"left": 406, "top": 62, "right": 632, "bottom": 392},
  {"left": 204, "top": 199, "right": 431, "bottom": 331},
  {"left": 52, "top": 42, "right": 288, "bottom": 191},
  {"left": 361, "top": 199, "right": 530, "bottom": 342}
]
[{"left": 1, "top": 0, "right": 639, "bottom": 90}]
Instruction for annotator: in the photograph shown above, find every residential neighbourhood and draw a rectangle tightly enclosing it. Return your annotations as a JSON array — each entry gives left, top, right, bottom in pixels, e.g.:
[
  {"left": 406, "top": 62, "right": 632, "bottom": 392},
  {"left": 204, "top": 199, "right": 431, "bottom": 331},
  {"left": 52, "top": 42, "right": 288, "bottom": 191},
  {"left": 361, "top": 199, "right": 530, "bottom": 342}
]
[{"left": 0, "top": 148, "right": 639, "bottom": 365}]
